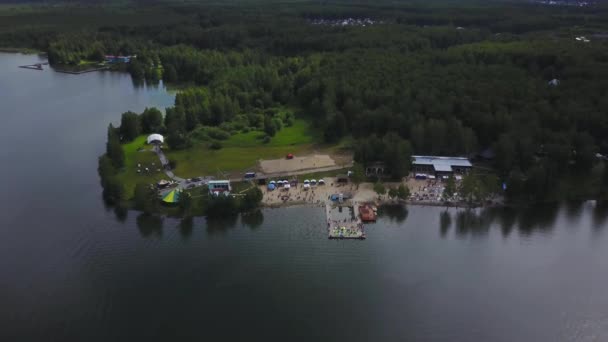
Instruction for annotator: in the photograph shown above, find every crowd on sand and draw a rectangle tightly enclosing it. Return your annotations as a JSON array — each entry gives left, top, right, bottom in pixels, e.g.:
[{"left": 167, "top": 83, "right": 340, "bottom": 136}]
[
  {"left": 259, "top": 175, "right": 494, "bottom": 208},
  {"left": 260, "top": 178, "right": 360, "bottom": 207}
]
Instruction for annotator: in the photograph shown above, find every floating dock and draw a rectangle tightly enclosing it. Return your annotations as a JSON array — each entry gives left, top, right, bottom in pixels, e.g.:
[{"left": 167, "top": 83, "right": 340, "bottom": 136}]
[{"left": 326, "top": 204, "right": 365, "bottom": 239}]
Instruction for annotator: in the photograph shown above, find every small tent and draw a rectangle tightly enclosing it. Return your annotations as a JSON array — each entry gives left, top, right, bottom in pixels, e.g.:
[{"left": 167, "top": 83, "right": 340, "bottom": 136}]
[
  {"left": 162, "top": 189, "right": 181, "bottom": 204},
  {"left": 147, "top": 134, "right": 164, "bottom": 144}
]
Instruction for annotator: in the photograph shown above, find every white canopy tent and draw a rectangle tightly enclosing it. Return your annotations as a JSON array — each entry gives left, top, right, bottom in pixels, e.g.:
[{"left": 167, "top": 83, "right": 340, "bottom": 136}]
[{"left": 147, "top": 134, "right": 164, "bottom": 144}]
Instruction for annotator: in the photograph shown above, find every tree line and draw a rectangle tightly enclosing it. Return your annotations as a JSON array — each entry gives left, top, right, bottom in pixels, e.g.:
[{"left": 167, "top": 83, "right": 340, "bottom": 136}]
[{"left": 4, "top": 0, "right": 608, "bottom": 201}]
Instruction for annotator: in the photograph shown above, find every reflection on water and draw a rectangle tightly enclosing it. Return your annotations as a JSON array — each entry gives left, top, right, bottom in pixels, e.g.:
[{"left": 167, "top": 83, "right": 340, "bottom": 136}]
[
  {"left": 242, "top": 210, "right": 265, "bottom": 230},
  {"left": 592, "top": 200, "right": 608, "bottom": 229},
  {"left": 206, "top": 215, "right": 238, "bottom": 235},
  {"left": 137, "top": 214, "right": 163, "bottom": 238},
  {"left": 455, "top": 209, "right": 490, "bottom": 238},
  {"left": 435, "top": 202, "right": 581, "bottom": 238},
  {"left": 517, "top": 203, "right": 559, "bottom": 235},
  {"left": 378, "top": 204, "right": 408, "bottom": 223},
  {"left": 113, "top": 205, "right": 129, "bottom": 223},
  {"left": 565, "top": 200, "right": 585, "bottom": 222},
  {"left": 179, "top": 216, "right": 194, "bottom": 239},
  {"left": 439, "top": 210, "right": 451, "bottom": 237}
]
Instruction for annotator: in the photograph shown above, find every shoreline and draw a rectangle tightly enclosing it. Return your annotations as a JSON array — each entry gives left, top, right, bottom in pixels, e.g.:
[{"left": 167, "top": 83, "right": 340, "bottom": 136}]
[{"left": 0, "top": 47, "right": 43, "bottom": 55}]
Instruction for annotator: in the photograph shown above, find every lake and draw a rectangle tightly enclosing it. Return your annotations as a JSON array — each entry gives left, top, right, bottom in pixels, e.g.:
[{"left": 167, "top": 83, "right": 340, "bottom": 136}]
[{"left": 1, "top": 52, "right": 607, "bottom": 341}]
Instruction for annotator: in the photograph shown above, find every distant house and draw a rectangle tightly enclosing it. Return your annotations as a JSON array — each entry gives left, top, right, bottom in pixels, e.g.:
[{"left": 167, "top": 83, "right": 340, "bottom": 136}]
[
  {"left": 104, "top": 55, "right": 135, "bottom": 64},
  {"left": 411, "top": 155, "right": 472, "bottom": 177},
  {"left": 365, "top": 162, "right": 389, "bottom": 177},
  {"left": 208, "top": 180, "right": 231, "bottom": 195}
]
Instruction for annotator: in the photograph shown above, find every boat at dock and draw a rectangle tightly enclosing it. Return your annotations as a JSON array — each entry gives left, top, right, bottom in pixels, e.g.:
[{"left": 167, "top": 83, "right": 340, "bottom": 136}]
[{"left": 358, "top": 204, "right": 377, "bottom": 222}]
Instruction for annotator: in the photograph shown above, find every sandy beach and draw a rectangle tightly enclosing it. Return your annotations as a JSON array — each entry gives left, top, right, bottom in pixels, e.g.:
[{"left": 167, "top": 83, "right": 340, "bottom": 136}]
[{"left": 259, "top": 176, "right": 500, "bottom": 209}]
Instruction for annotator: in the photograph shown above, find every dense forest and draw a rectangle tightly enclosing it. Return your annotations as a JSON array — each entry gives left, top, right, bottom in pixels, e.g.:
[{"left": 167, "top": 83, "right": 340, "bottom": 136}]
[{"left": 3, "top": 0, "right": 608, "bottom": 202}]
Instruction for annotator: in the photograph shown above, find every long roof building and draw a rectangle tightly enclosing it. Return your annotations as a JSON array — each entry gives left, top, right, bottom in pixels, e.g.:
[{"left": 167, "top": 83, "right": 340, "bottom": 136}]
[{"left": 412, "top": 155, "right": 472, "bottom": 174}]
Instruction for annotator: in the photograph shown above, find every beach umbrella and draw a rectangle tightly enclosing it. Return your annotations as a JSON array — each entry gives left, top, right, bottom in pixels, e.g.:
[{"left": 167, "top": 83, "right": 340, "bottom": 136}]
[
  {"left": 318, "top": 179, "right": 325, "bottom": 184},
  {"left": 304, "top": 183, "right": 310, "bottom": 189},
  {"left": 162, "top": 189, "right": 181, "bottom": 204},
  {"left": 267, "top": 183, "right": 276, "bottom": 190},
  {"left": 284, "top": 183, "right": 291, "bottom": 189},
  {"left": 304, "top": 179, "right": 310, "bottom": 184},
  {"left": 269, "top": 180, "right": 276, "bottom": 184},
  {"left": 311, "top": 179, "right": 317, "bottom": 184}
]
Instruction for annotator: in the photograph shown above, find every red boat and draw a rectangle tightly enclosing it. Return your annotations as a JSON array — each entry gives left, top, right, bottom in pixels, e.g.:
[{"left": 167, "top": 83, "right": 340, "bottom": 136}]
[{"left": 359, "top": 204, "right": 377, "bottom": 222}]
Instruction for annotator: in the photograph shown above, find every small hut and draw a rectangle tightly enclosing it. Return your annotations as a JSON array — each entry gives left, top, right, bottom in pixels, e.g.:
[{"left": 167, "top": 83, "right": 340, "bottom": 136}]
[{"left": 336, "top": 174, "right": 349, "bottom": 183}]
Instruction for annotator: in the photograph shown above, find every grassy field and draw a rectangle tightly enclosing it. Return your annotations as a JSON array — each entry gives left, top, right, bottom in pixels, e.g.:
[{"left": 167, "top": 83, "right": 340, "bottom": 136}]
[
  {"left": 166, "top": 119, "right": 322, "bottom": 178},
  {"left": 116, "top": 135, "right": 169, "bottom": 199}
]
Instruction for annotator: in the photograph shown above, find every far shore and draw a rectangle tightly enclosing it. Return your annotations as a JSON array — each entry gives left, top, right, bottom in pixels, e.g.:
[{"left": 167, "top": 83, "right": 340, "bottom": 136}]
[{"left": 0, "top": 47, "right": 44, "bottom": 54}]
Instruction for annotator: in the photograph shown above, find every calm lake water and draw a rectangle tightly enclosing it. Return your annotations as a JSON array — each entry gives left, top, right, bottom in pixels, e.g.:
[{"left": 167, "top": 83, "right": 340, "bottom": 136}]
[{"left": 1, "top": 52, "right": 608, "bottom": 341}]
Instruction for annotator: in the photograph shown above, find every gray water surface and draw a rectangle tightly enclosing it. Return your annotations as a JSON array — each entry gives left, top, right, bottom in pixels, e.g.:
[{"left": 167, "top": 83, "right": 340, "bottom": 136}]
[{"left": 1, "top": 52, "right": 607, "bottom": 342}]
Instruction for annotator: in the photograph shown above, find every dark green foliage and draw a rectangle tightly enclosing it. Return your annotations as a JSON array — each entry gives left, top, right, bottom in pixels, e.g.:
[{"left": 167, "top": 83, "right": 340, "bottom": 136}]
[
  {"left": 179, "top": 191, "right": 193, "bottom": 217},
  {"left": 264, "top": 116, "right": 276, "bottom": 137},
  {"left": 106, "top": 124, "right": 124, "bottom": 168},
  {"left": 240, "top": 187, "right": 263, "bottom": 211},
  {"left": 355, "top": 133, "right": 412, "bottom": 179},
  {"left": 206, "top": 195, "right": 239, "bottom": 218},
  {"left": 15, "top": 0, "right": 608, "bottom": 203},
  {"left": 140, "top": 107, "right": 164, "bottom": 134},
  {"left": 209, "top": 141, "right": 223, "bottom": 150},
  {"left": 459, "top": 173, "right": 498, "bottom": 204},
  {"left": 443, "top": 177, "right": 456, "bottom": 201},
  {"left": 373, "top": 182, "right": 386, "bottom": 196},
  {"left": 205, "top": 127, "right": 230, "bottom": 140},
  {"left": 133, "top": 183, "right": 159, "bottom": 215},
  {"left": 397, "top": 184, "right": 410, "bottom": 200},
  {"left": 388, "top": 187, "right": 398, "bottom": 199},
  {"left": 97, "top": 155, "right": 124, "bottom": 205},
  {"left": 119, "top": 111, "right": 141, "bottom": 142},
  {"left": 168, "top": 159, "right": 177, "bottom": 170}
]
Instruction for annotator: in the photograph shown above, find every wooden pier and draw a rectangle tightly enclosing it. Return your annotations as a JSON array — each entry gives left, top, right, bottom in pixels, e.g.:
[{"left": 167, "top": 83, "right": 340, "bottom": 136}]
[
  {"left": 18, "top": 62, "right": 48, "bottom": 70},
  {"left": 326, "top": 203, "right": 366, "bottom": 239},
  {"left": 52, "top": 66, "right": 109, "bottom": 74},
  {"left": 18, "top": 63, "right": 109, "bottom": 74}
]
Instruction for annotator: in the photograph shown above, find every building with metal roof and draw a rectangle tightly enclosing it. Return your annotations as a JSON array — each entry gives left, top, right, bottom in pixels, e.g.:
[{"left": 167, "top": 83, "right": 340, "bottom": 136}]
[
  {"left": 208, "top": 180, "right": 231, "bottom": 194},
  {"left": 411, "top": 155, "right": 472, "bottom": 176}
]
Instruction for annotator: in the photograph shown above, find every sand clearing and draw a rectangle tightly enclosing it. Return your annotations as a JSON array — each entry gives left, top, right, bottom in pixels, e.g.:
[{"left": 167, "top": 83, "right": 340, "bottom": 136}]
[
  {"left": 259, "top": 154, "right": 336, "bottom": 174},
  {"left": 261, "top": 177, "right": 356, "bottom": 206}
]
